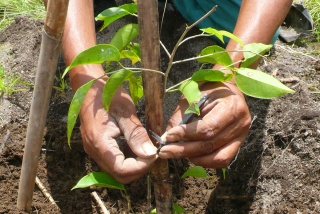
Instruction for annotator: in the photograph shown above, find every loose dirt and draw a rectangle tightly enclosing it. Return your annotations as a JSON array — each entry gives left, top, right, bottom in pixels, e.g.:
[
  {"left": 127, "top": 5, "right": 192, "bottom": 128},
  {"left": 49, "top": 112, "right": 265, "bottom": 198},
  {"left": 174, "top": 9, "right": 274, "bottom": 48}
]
[{"left": 0, "top": 10, "right": 319, "bottom": 214}]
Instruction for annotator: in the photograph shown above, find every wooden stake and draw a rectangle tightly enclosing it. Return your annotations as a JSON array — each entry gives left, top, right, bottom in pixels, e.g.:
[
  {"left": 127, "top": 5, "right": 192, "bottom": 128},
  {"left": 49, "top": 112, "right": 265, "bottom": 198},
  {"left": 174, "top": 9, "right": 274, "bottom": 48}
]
[
  {"left": 17, "top": 0, "right": 69, "bottom": 212},
  {"left": 137, "top": 0, "right": 172, "bottom": 213}
]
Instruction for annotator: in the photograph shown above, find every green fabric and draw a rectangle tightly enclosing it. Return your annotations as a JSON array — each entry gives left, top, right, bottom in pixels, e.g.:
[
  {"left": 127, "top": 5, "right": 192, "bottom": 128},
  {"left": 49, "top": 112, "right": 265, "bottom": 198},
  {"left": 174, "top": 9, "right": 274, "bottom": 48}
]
[{"left": 173, "top": 0, "right": 280, "bottom": 45}]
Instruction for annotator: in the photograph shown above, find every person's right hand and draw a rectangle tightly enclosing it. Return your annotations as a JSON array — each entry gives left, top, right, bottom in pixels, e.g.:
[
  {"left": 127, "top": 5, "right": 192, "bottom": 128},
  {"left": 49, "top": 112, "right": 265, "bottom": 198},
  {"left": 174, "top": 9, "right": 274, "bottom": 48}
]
[{"left": 78, "top": 78, "right": 158, "bottom": 184}]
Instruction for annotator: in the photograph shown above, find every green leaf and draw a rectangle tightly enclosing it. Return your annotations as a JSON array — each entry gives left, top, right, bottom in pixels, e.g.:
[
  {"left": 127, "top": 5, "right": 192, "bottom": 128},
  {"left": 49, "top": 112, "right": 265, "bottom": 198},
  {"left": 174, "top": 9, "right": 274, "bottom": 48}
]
[
  {"left": 67, "top": 79, "right": 95, "bottom": 146},
  {"left": 150, "top": 208, "right": 157, "bottom": 214},
  {"left": 121, "top": 42, "right": 141, "bottom": 64},
  {"left": 236, "top": 68, "right": 295, "bottom": 98},
  {"left": 181, "top": 166, "right": 208, "bottom": 179},
  {"left": 72, "top": 172, "right": 125, "bottom": 191},
  {"left": 102, "top": 69, "right": 133, "bottom": 111},
  {"left": 241, "top": 43, "right": 272, "bottom": 68},
  {"left": 128, "top": 42, "right": 140, "bottom": 56},
  {"left": 110, "top": 23, "right": 139, "bottom": 51},
  {"left": 96, "top": 3, "right": 137, "bottom": 31},
  {"left": 184, "top": 103, "right": 200, "bottom": 115},
  {"left": 178, "top": 80, "right": 201, "bottom": 115},
  {"left": 129, "top": 75, "right": 143, "bottom": 104},
  {"left": 63, "top": 44, "right": 120, "bottom": 77},
  {"left": 200, "top": 28, "right": 224, "bottom": 43},
  {"left": 192, "top": 69, "right": 233, "bottom": 82},
  {"left": 173, "top": 204, "right": 185, "bottom": 214},
  {"left": 120, "top": 50, "right": 141, "bottom": 64},
  {"left": 197, "top": 45, "right": 233, "bottom": 67},
  {"left": 218, "top": 30, "right": 245, "bottom": 47},
  {"left": 200, "top": 28, "right": 244, "bottom": 47}
]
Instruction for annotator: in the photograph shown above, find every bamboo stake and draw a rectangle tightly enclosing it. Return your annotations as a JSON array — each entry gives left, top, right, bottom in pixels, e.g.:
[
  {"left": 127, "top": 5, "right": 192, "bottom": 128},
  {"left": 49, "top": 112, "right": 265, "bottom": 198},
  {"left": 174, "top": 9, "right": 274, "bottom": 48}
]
[
  {"left": 137, "top": 0, "right": 172, "bottom": 213},
  {"left": 17, "top": 0, "right": 69, "bottom": 212}
]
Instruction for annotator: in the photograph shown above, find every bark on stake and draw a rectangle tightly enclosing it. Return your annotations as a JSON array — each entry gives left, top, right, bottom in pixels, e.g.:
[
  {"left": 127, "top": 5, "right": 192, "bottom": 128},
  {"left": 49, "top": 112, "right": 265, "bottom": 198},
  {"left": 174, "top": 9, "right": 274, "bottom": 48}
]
[
  {"left": 137, "top": 0, "right": 172, "bottom": 213},
  {"left": 17, "top": 0, "right": 69, "bottom": 212}
]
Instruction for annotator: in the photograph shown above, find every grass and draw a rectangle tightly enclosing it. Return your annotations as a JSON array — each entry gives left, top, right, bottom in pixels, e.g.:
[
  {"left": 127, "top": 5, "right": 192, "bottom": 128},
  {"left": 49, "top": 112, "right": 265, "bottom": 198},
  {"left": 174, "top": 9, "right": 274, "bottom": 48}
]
[
  {"left": 0, "top": 0, "right": 45, "bottom": 96},
  {"left": 0, "top": 0, "right": 45, "bottom": 30},
  {"left": 297, "top": 0, "right": 320, "bottom": 41},
  {"left": 0, "top": 65, "right": 30, "bottom": 98}
]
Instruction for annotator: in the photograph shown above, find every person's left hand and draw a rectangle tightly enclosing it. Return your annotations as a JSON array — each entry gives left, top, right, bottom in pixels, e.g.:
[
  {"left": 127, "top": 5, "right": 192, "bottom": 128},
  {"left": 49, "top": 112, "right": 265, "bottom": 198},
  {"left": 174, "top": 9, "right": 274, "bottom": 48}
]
[{"left": 158, "top": 81, "right": 251, "bottom": 168}]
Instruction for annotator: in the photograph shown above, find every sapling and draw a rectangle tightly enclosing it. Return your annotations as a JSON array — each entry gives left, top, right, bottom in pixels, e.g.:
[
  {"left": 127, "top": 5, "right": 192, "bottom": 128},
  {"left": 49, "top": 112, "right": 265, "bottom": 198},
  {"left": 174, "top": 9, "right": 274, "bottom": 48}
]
[{"left": 64, "top": 2, "right": 294, "bottom": 212}]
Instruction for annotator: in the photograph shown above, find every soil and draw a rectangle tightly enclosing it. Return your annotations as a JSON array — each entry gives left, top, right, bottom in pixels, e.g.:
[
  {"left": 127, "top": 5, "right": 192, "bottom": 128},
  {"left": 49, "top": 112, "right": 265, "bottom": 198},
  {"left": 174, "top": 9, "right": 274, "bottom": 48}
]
[{"left": 0, "top": 8, "right": 319, "bottom": 214}]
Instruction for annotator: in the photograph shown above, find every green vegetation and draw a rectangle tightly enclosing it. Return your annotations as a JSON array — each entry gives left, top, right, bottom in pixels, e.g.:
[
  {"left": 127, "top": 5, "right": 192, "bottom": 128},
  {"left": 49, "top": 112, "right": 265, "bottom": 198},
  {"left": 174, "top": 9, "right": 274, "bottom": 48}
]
[
  {"left": 0, "top": 0, "right": 45, "bottom": 30},
  {"left": 306, "top": 0, "right": 320, "bottom": 40},
  {"left": 53, "top": 72, "right": 70, "bottom": 94},
  {"left": 64, "top": 3, "right": 294, "bottom": 146},
  {"left": 72, "top": 166, "right": 209, "bottom": 213},
  {"left": 66, "top": 3, "right": 295, "bottom": 212},
  {"left": 0, "top": 65, "right": 29, "bottom": 98},
  {"left": 298, "top": 0, "right": 320, "bottom": 41}
]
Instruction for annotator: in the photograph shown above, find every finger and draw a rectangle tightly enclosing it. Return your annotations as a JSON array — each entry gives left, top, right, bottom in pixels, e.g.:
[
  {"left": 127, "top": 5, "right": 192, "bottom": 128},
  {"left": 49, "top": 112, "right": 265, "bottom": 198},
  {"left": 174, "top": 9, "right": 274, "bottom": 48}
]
[
  {"left": 117, "top": 114, "right": 158, "bottom": 158},
  {"left": 88, "top": 136, "right": 157, "bottom": 184},
  {"left": 166, "top": 82, "right": 237, "bottom": 130},
  {"left": 112, "top": 156, "right": 157, "bottom": 184},
  {"left": 158, "top": 118, "right": 249, "bottom": 159},
  {"left": 189, "top": 138, "right": 243, "bottom": 168},
  {"left": 165, "top": 99, "right": 237, "bottom": 142},
  {"left": 110, "top": 91, "right": 157, "bottom": 158}
]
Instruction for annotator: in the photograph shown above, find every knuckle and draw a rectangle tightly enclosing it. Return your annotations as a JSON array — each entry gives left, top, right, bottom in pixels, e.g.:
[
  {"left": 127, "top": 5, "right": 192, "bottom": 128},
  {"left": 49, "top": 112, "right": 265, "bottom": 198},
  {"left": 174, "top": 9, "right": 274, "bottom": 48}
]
[
  {"left": 129, "top": 125, "right": 146, "bottom": 141},
  {"left": 199, "top": 141, "right": 213, "bottom": 154},
  {"left": 201, "top": 120, "right": 217, "bottom": 137},
  {"left": 174, "top": 150, "right": 184, "bottom": 159}
]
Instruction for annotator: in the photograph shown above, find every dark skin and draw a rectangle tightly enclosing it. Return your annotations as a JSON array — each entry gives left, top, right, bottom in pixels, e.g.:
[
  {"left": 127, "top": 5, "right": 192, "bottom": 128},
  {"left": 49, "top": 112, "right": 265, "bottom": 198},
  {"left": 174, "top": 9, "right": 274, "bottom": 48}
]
[{"left": 62, "top": 0, "right": 292, "bottom": 183}]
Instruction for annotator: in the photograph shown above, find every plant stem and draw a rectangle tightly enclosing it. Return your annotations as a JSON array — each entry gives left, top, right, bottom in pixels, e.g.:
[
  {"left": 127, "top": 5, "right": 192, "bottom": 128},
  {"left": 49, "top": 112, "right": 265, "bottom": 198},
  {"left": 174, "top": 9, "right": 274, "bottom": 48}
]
[
  {"left": 163, "top": 5, "right": 218, "bottom": 94},
  {"left": 172, "top": 50, "right": 265, "bottom": 65},
  {"left": 160, "top": 40, "right": 171, "bottom": 58},
  {"left": 123, "top": 67, "right": 165, "bottom": 76},
  {"left": 165, "top": 78, "right": 190, "bottom": 93},
  {"left": 179, "top": 34, "right": 211, "bottom": 46}
]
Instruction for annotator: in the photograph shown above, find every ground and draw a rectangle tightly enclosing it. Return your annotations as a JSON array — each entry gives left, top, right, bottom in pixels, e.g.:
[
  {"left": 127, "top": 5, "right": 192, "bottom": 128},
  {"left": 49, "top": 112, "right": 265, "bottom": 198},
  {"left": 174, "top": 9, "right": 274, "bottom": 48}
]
[{"left": 0, "top": 10, "right": 319, "bottom": 214}]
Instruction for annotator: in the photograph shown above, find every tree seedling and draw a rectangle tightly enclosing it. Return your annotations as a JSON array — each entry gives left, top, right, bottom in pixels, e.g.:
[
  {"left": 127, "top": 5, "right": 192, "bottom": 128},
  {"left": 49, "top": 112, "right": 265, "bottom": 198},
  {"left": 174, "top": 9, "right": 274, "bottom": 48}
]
[{"left": 64, "top": 2, "right": 294, "bottom": 212}]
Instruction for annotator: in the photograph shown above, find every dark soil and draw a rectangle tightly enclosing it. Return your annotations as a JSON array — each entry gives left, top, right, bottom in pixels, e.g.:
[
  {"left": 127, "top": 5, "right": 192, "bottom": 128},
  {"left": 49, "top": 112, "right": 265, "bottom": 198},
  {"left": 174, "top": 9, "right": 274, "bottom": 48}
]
[{"left": 0, "top": 9, "right": 319, "bottom": 214}]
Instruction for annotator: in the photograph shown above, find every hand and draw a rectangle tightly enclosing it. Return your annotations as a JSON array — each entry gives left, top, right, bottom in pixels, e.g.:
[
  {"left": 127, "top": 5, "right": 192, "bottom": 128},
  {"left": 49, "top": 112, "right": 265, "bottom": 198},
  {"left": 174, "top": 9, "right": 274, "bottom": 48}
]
[
  {"left": 158, "top": 81, "right": 251, "bottom": 168},
  {"left": 79, "top": 79, "right": 157, "bottom": 184}
]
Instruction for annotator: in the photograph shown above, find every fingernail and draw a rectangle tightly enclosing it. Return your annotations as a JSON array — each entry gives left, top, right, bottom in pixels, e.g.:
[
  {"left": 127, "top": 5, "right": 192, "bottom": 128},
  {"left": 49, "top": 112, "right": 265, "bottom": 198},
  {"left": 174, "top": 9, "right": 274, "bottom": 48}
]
[{"left": 142, "top": 143, "right": 157, "bottom": 156}]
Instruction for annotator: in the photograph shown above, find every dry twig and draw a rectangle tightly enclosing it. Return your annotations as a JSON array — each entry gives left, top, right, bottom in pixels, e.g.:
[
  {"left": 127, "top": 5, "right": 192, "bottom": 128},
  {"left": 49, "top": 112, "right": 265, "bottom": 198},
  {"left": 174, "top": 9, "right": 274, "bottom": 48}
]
[
  {"left": 35, "top": 176, "right": 59, "bottom": 210},
  {"left": 0, "top": 130, "right": 10, "bottom": 154},
  {"left": 91, "top": 191, "right": 110, "bottom": 214}
]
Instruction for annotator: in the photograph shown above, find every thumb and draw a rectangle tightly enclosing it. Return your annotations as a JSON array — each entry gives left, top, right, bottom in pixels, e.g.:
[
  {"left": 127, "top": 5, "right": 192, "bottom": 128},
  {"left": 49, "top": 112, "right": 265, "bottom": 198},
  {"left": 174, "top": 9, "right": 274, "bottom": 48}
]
[{"left": 117, "top": 115, "right": 157, "bottom": 158}]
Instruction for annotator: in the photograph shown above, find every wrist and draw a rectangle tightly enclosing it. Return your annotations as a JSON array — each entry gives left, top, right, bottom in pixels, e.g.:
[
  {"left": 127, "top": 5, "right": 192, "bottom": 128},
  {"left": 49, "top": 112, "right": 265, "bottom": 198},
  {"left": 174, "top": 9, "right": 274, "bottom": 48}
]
[{"left": 69, "top": 64, "right": 107, "bottom": 92}]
